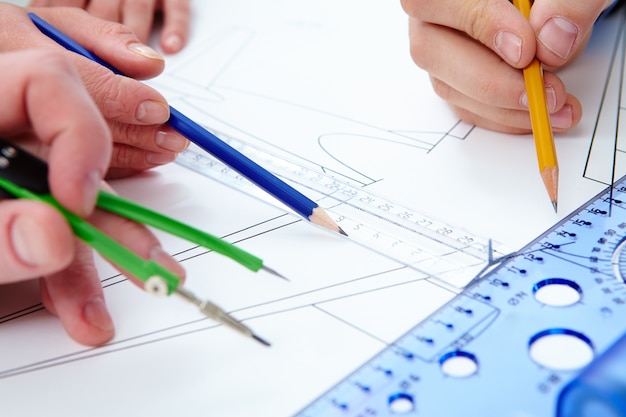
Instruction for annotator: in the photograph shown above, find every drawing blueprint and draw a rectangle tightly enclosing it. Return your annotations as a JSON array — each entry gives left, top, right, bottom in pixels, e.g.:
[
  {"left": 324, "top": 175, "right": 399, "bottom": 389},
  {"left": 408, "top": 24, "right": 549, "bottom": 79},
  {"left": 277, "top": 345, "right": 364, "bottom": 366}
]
[{"left": 0, "top": 1, "right": 625, "bottom": 416}]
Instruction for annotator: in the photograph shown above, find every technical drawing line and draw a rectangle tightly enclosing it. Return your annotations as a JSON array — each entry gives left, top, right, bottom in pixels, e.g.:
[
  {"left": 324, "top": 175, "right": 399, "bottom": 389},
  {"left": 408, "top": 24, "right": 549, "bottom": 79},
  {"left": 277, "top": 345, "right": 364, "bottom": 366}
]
[
  {"left": 296, "top": 172, "right": 626, "bottom": 417},
  {"left": 313, "top": 304, "right": 391, "bottom": 347},
  {"left": 584, "top": 9, "right": 626, "bottom": 184},
  {"left": 0, "top": 305, "right": 44, "bottom": 324},
  {"left": 166, "top": 28, "right": 256, "bottom": 92},
  {"left": 0, "top": 318, "right": 220, "bottom": 380},
  {"left": 0, "top": 266, "right": 434, "bottom": 380},
  {"left": 160, "top": 25, "right": 462, "bottom": 172},
  {"left": 177, "top": 93, "right": 450, "bottom": 188},
  {"left": 175, "top": 219, "right": 301, "bottom": 264},
  {"left": 177, "top": 98, "right": 378, "bottom": 187},
  {"left": 609, "top": 17, "right": 626, "bottom": 215},
  {"left": 215, "top": 83, "right": 459, "bottom": 150},
  {"left": 152, "top": 23, "right": 455, "bottom": 168},
  {"left": 155, "top": 27, "right": 472, "bottom": 189}
]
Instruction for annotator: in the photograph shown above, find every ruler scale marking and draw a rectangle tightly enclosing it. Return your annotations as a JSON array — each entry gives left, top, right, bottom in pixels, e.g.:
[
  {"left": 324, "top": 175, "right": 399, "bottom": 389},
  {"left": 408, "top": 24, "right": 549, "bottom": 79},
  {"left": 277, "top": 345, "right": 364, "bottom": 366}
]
[
  {"left": 294, "top": 176, "right": 626, "bottom": 416},
  {"left": 177, "top": 133, "right": 503, "bottom": 289},
  {"left": 176, "top": 130, "right": 626, "bottom": 416}
]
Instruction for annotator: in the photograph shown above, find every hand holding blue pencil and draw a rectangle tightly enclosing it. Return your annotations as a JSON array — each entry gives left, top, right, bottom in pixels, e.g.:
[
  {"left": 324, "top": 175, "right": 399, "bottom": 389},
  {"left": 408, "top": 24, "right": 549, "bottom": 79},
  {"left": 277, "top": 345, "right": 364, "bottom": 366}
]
[{"left": 27, "top": 12, "right": 346, "bottom": 237}]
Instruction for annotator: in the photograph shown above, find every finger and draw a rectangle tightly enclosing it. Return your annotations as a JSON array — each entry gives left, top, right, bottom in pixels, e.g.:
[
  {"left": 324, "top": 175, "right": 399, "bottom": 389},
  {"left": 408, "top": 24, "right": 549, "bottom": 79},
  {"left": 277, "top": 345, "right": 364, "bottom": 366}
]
[
  {"left": 409, "top": 19, "right": 531, "bottom": 111},
  {"left": 451, "top": 102, "right": 580, "bottom": 134},
  {"left": 7, "top": 8, "right": 171, "bottom": 128},
  {"left": 106, "top": 123, "right": 188, "bottom": 173},
  {"left": 80, "top": 72, "right": 171, "bottom": 126},
  {"left": 402, "top": 0, "right": 537, "bottom": 67},
  {"left": 109, "top": 124, "right": 189, "bottom": 153},
  {"left": 435, "top": 76, "right": 583, "bottom": 133},
  {"left": 121, "top": 0, "right": 157, "bottom": 44},
  {"left": 29, "top": 0, "right": 87, "bottom": 5},
  {"left": 87, "top": 202, "right": 186, "bottom": 288},
  {"left": 105, "top": 166, "right": 144, "bottom": 179},
  {"left": 85, "top": 0, "right": 123, "bottom": 23},
  {"left": 0, "top": 49, "right": 110, "bottom": 216},
  {"left": 31, "top": 7, "right": 164, "bottom": 79},
  {"left": 108, "top": 142, "right": 177, "bottom": 174},
  {"left": 40, "top": 242, "right": 115, "bottom": 346},
  {"left": 530, "top": 0, "right": 609, "bottom": 67},
  {"left": 160, "top": 0, "right": 191, "bottom": 53},
  {"left": 0, "top": 200, "right": 74, "bottom": 283}
]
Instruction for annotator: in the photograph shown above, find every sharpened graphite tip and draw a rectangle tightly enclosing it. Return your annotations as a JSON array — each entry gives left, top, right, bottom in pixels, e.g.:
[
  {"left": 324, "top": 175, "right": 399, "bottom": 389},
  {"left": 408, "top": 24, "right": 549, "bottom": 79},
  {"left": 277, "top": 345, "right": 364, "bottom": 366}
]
[
  {"left": 338, "top": 226, "right": 348, "bottom": 236},
  {"left": 552, "top": 201, "right": 558, "bottom": 213}
]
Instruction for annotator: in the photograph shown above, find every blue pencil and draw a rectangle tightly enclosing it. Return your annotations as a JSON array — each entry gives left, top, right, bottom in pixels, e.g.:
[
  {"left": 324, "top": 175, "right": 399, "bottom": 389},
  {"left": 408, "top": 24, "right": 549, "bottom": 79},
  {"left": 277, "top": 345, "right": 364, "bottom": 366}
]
[{"left": 28, "top": 12, "right": 345, "bottom": 236}]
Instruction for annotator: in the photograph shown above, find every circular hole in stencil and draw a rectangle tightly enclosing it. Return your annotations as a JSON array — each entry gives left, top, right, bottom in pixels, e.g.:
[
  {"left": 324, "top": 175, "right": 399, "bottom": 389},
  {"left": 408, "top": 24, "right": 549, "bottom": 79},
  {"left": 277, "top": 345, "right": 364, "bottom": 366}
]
[
  {"left": 439, "top": 351, "right": 478, "bottom": 378},
  {"left": 387, "top": 393, "right": 415, "bottom": 414},
  {"left": 532, "top": 278, "right": 582, "bottom": 307},
  {"left": 529, "top": 328, "right": 594, "bottom": 371}
]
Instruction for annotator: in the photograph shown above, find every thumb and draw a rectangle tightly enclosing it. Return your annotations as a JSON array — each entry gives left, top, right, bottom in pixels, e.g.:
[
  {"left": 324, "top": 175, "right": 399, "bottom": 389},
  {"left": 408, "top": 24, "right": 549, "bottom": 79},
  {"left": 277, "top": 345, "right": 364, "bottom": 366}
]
[
  {"left": 0, "top": 199, "right": 74, "bottom": 283},
  {"left": 531, "top": 0, "right": 610, "bottom": 67}
]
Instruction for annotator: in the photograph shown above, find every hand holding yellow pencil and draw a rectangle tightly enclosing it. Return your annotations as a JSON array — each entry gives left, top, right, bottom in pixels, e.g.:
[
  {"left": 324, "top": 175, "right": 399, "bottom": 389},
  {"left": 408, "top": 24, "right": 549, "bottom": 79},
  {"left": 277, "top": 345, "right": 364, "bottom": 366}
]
[{"left": 513, "top": 0, "right": 559, "bottom": 212}]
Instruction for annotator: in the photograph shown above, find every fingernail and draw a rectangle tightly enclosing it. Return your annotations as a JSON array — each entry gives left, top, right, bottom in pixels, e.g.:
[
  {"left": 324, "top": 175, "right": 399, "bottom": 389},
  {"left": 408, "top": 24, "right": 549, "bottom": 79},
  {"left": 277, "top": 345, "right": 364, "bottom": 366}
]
[
  {"left": 128, "top": 43, "right": 163, "bottom": 60},
  {"left": 494, "top": 31, "right": 522, "bottom": 64},
  {"left": 83, "top": 296, "right": 114, "bottom": 332},
  {"left": 163, "top": 34, "right": 183, "bottom": 52},
  {"left": 136, "top": 100, "right": 170, "bottom": 124},
  {"left": 146, "top": 151, "right": 177, "bottom": 165},
  {"left": 538, "top": 17, "right": 579, "bottom": 60},
  {"left": 155, "top": 130, "right": 189, "bottom": 152},
  {"left": 550, "top": 105, "right": 573, "bottom": 129},
  {"left": 545, "top": 86, "right": 557, "bottom": 112},
  {"left": 150, "top": 246, "right": 171, "bottom": 264},
  {"left": 11, "top": 215, "right": 51, "bottom": 266},
  {"left": 520, "top": 91, "right": 528, "bottom": 108},
  {"left": 519, "top": 87, "right": 556, "bottom": 111}
]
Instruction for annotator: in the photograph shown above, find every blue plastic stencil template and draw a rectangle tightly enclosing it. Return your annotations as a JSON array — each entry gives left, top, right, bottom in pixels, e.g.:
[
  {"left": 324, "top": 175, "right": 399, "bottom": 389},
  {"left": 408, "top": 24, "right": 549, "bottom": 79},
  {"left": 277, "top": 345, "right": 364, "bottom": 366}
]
[
  {"left": 178, "top": 130, "right": 626, "bottom": 416},
  {"left": 291, "top": 176, "right": 626, "bottom": 417}
]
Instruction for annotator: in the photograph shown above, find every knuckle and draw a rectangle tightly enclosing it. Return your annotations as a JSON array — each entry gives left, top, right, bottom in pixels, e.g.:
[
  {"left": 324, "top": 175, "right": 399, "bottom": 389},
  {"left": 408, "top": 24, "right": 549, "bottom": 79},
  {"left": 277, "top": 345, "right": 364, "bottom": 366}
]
[
  {"left": 400, "top": 0, "right": 434, "bottom": 19},
  {"left": 461, "top": 5, "right": 491, "bottom": 42},
  {"left": 474, "top": 74, "right": 501, "bottom": 104},
  {"left": 83, "top": 72, "right": 133, "bottom": 120},
  {"left": 458, "top": 1, "right": 511, "bottom": 47},
  {"left": 110, "top": 143, "right": 140, "bottom": 169},
  {"left": 451, "top": 105, "right": 480, "bottom": 126},
  {"left": 126, "top": 0, "right": 154, "bottom": 13},
  {"left": 110, "top": 122, "right": 157, "bottom": 149},
  {"left": 407, "top": 24, "right": 435, "bottom": 70},
  {"left": 399, "top": 0, "right": 413, "bottom": 16},
  {"left": 35, "top": 50, "right": 76, "bottom": 76},
  {"left": 99, "top": 20, "right": 136, "bottom": 40},
  {"left": 430, "top": 76, "right": 454, "bottom": 101}
]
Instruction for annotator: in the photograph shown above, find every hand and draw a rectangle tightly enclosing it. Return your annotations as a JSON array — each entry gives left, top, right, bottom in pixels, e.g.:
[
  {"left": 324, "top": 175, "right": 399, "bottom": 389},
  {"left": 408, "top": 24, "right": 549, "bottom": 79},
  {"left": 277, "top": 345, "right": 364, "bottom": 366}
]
[
  {"left": 0, "top": 4, "right": 189, "bottom": 179},
  {"left": 0, "top": 48, "right": 185, "bottom": 346},
  {"left": 400, "top": 0, "right": 614, "bottom": 133},
  {"left": 28, "top": 0, "right": 191, "bottom": 53}
]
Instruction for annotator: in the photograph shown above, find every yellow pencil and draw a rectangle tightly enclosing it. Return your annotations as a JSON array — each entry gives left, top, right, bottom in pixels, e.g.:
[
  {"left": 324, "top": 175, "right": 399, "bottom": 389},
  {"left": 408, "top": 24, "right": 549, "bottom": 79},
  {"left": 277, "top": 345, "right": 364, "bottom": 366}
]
[{"left": 513, "top": 0, "right": 559, "bottom": 212}]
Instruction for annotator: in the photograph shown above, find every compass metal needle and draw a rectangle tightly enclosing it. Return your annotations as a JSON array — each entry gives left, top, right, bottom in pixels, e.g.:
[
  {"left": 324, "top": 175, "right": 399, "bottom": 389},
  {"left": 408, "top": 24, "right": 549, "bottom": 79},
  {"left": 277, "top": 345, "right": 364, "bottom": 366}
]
[
  {"left": 261, "top": 265, "right": 290, "bottom": 281},
  {"left": 174, "top": 287, "right": 270, "bottom": 347}
]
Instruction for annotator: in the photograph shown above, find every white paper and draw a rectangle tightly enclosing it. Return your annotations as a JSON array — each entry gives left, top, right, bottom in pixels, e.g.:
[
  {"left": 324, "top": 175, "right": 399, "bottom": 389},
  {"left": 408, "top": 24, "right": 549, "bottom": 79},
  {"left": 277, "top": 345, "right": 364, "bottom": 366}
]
[{"left": 1, "top": 1, "right": 624, "bottom": 416}]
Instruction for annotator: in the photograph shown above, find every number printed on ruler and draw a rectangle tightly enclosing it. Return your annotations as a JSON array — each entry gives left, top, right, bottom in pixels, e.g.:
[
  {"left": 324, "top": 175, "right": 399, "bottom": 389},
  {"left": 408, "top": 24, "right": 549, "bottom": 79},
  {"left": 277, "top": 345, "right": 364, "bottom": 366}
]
[
  {"left": 293, "top": 171, "right": 626, "bottom": 417},
  {"left": 176, "top": 137, "right": 505, "bottom": 288}
]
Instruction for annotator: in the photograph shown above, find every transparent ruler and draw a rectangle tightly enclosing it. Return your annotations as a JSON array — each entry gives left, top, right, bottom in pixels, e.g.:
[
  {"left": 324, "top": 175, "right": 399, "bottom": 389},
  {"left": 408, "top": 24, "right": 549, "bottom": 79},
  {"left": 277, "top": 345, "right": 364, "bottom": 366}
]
[
  {"left": 176, "top": 134, "right": 503, "bottom": 289},
  {"left": 293, "top": 176, "right": 626, "bottom": 417}
]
